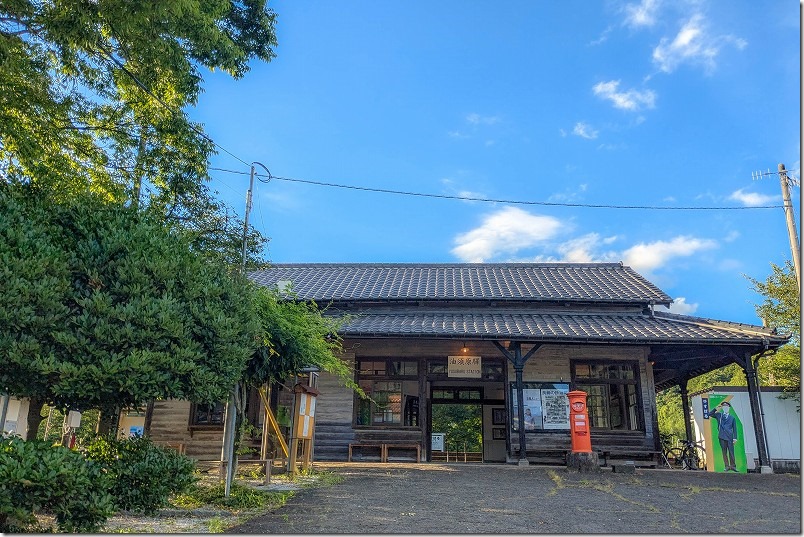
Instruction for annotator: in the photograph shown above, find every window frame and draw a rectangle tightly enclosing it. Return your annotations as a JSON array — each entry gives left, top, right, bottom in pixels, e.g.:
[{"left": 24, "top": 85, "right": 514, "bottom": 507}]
[
  {"left": 570, "top": 360, "right": 644, "bottom": 432},
  {"left": 188, "top": 401, "right": 226, "bottom": 429},
  {"left": 354, "top": 358, "right": 420, "bottom": 428}
]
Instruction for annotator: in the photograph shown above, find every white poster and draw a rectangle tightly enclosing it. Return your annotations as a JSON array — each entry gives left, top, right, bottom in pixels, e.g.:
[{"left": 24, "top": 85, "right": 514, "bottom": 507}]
[
  {"left": 522, "top": 389, "right": 542, "bottom": 431},
  {"left": 541, "top": 388, "right": 570, "bottom": 430}
]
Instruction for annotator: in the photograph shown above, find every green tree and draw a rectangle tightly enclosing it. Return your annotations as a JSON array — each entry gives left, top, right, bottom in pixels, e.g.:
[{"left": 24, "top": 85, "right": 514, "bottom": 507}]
[
  {"left": 245, "top": 287, "right": 354, "bottom": 388},
  {"left": 0, "top": 186, "right": 260, "bottom": 435},
  {"left": 1, "top": 0, "right": 276, "bottom": 265},
  {"left": 658, "top": 260, "right": 800, "bottom": 439},
  {"left": 748, "top": 261, "right": 800, "bottom": 400},
  {"left": 431, "top": 404, "right": 482, "bottom": 452}
]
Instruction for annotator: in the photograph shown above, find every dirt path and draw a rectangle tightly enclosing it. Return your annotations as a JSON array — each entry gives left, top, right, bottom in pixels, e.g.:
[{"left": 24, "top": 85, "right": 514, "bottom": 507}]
[{"left": 228, "top": 463, "right": 801, "bottom": 534}]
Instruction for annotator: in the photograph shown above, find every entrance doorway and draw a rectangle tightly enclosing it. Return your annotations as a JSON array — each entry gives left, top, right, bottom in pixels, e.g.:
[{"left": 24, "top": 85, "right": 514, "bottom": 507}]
[{"left": 430, "top": 402, "right": 483, "bottom": 463}]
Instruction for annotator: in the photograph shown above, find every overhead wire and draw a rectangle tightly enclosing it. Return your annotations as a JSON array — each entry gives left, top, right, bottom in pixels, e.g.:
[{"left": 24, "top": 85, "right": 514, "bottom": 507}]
[
  {"left": 97, "top": 46, "right": 251, "bottom": 168},
  {"left": 208, "top": 166, "right": 787, "bottom": 211},
  {"left": 104, "top": 51, "right": 794, "bottom": 213}
]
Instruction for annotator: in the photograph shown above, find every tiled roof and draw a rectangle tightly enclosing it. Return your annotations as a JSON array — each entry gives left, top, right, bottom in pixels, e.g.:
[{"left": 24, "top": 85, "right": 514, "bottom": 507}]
[
  {"left": 332, "top": 310, "right": 785, "bottom": 345},
  {"left": 249, "top": 263, "right": 672, "bottom": 304}
]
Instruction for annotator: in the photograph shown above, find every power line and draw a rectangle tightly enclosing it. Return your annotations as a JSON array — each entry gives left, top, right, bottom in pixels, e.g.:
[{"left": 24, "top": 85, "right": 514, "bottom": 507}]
[
  {"left": 208, "top": 166, "right": 786, "bottom": 211},
  {"left": 97, "top": 47, "right": 250, "bottom": 167}
]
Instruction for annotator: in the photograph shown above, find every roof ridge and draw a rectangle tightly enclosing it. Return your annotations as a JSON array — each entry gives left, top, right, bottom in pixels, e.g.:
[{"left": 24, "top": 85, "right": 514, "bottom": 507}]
[{"left": 262, "top": 262, "right": 627, "bottom": 268}]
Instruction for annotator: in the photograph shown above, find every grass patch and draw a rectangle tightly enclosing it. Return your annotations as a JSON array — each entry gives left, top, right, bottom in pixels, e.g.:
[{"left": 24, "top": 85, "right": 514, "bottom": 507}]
[{"left": 172, "top": 482, "right": 294, "bottom": 511}]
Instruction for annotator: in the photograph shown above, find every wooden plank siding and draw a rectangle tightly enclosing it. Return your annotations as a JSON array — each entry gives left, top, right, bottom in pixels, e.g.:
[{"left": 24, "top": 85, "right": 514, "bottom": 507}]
[
  {"left": 307, "top": 339, "right": 661, "bottom": 464},
  {"left": 147, "top": 339, "right": 661, "bottom": 465},
  {"left": 148, "top": 400, "right": 224, "bottom": 460},
  {"left": 508, "top": 344, "right": 659, "bottom": 459}
]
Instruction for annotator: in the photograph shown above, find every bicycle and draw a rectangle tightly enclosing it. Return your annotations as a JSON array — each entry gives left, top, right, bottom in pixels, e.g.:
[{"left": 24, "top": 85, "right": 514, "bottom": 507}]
[
  {"left": 670, "top": 439, "right": 706, "bottom": 470},
  {"left": 659, "top": 434, "right": 683, "bottom": 469}
]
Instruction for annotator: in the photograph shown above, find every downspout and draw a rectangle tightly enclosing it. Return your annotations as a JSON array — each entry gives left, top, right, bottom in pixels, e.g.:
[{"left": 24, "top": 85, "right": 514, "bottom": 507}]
[{"left": 754, "top": 339, "right": 773, "bottom": 470}]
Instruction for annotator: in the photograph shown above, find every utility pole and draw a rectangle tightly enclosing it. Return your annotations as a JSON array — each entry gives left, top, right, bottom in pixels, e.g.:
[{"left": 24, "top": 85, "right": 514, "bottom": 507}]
[
  {"left": 221, "top": 161, "right": 269, "bottom": 497},
  {"left": 778, "top": 164, "right": 800, "bottom": 291}
]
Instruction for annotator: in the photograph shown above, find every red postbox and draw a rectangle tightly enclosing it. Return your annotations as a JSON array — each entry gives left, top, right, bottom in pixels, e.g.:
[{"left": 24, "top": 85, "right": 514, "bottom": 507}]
[{"left": 567, "top": 391, "right": 592, "bottom": 453}]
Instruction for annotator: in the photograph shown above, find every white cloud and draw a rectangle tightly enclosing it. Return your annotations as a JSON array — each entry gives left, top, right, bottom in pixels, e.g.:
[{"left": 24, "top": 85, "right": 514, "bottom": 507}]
[
  {"left": 573, "top": 122, "right": 599, "bottom": 139},
  {"left": 466, "top": 113, "right": 500, "bottom": 126},
  {"left": 555, "top": 233, "right": 620, "bottom": 263},
  {"left": 656, "top": 297, "right": 699, "bottom": 315},
  {"left": 593, "top": 80, "right": 656, "bottom": 111},
  {"left": 728, "top": 188, "right": 779, "bottom": 206},
  {"left": 621, "top": 236, "right": 717, "bottom": 273},
  {"left": 652, "top": 13, "right": 747, "bottom": 74},
  {"left": 451, "top": 207, "right": 563, "bottom": 262},
  {"left": 589, "top": 25, "right": 614, "bottom": 46},
  {"left": 623, "top": 0, "right": 660, "bottom": 28}
]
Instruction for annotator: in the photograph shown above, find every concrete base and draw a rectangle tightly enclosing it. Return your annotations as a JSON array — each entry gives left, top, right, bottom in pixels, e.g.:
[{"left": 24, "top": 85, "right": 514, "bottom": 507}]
[
  {"left": 612, "top": 462, "right": 636, "bottom": 474},
  {"left": 517, "top": 458, "right": 530, "bottom": 467},
  {"left": 566, "top": 451, "right": 600, "bottom": 473},
  {"left": 759, "top": 465, "right": 774, "bottom": 474}
]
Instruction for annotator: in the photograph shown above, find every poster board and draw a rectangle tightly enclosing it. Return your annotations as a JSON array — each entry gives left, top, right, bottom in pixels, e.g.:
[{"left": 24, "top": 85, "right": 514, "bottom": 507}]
[
  {"left": 703, "top": 393, "right": 747, "bottom": 473},
  {"left": 510, "top": 382, "right": 570, "bottom": 431}
]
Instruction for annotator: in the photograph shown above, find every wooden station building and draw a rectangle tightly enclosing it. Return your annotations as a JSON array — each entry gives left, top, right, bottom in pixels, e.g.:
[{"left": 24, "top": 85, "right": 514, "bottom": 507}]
[
  {"left": 146, "top": 262, "right": 789, "bottom": 468},
  {"left": 245, "top": 263, "right": 789, "bottom": 467}
]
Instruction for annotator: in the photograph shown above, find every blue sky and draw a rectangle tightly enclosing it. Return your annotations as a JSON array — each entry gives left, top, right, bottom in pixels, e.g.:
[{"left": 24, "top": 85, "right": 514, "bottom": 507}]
[{"left": 189, "top": 0, "right": 800, "bottom": 326}]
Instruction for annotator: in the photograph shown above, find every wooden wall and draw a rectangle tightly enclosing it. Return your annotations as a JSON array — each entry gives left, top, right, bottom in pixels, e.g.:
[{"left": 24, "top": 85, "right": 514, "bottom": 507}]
[
  {"left": 148, "top": 400, "right": 224, "bottom": 459},
  {"left": 508, "top": 344, "right": 658, "bottom": 457}
]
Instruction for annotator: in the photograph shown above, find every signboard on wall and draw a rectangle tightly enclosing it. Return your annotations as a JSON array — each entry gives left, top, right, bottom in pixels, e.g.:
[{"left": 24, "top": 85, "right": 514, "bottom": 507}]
[
  {"left": 448, "top": 355, "right": 481, "bottom": 378},
  {"left": 432, "top": 433, "right": 445, "bottom": 452},
  {"left": 510, "top": 383, "right": 570, "bottom": 431},
  {"left": 294, "top": 389, "right": 318, "bottom": 440}
]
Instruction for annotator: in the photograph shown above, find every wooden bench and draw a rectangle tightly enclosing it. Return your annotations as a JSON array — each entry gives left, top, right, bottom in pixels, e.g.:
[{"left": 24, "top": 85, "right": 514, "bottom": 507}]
[
  {"left": 348, "top": 443, "right": 421, "bottom": 463},
  {"left": 383, "top": 444, "right": 421, "bottom": 463},
  {"left": 348, "top": 443, "right": 384, "bottom": 462},
  {"left": 597, "top": 449, "right": 661, "bottom": 468}
]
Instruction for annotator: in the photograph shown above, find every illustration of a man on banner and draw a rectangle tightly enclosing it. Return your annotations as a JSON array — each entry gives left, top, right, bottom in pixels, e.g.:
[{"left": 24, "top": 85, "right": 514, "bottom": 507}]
[{"left": 709, "top": 401, "right": 738, "bottom": 472}]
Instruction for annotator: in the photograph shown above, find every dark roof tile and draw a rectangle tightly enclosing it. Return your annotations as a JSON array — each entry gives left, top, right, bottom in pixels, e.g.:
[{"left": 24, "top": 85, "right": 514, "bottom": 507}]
[{"left": 249, "top": 263, "right": 672, "bottom": 304}]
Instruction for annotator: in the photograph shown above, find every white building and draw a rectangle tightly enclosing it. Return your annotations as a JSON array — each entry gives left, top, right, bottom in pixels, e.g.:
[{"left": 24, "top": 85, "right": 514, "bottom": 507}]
[{"left": 691, "top": 386, "right": 800, "bottom": 472}]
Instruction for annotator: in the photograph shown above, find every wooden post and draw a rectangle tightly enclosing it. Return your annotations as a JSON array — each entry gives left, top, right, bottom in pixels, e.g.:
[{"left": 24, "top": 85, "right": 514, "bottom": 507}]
[
  {"left": 743, "top": 353, "right": 772, "bottom": 472},
  {"left": 302, "top": 439, "right": 313, "bottom": 471},
  {"left": 288, "top": 439, "right": 299, "bottom": 476},
  {"left": 679, "top": 377, "right": 694, "bottom": 444}
]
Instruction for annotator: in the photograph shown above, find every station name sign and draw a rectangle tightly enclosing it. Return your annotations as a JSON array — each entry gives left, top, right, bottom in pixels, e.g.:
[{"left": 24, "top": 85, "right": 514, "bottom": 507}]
[{"left": 447, "top": 355, "right": 481, "bottom": 378}]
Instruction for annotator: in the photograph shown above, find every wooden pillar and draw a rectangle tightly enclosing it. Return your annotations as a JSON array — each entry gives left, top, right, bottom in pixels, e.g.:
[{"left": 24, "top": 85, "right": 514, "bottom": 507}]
[
  {"left": 512, "top": 343, "right": 528, "bottom": 464},
  {"left": 493, "top": 341, "right": 541, "bottom": 466},
  {"left": 679, "top": 377, "right": 694, "bottom": 444},
  {"left": 743, "top": 352, "right": 771, "bottom": 471}
]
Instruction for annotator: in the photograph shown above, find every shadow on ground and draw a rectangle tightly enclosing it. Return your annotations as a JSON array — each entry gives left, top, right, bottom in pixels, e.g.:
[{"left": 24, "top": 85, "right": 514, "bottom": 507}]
[{"left": 227, "top": 463, "right": 801, "bottom": 534}]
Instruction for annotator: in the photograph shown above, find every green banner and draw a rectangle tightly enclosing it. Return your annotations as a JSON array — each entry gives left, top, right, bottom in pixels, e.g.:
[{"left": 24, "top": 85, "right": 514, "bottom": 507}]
[{"left": 705, "top": 394, "right": 747, "bottom": 473}]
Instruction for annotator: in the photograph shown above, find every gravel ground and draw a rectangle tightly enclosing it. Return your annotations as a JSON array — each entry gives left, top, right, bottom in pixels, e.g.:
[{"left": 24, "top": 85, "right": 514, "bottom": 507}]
[{"left": 228, "top": 462, "right": 801, "bottom": 534}]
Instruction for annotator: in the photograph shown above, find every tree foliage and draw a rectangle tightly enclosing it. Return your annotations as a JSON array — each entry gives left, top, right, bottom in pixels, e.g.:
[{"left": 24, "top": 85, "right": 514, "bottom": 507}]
[
  {"left": 0, "top": 185, "right": 260, "bottom": 414},
  {"left": 245, "top": 286, "right": 355, "bottom": 388},
  {"left": 659, "top": 261, "right": 801, "bottom": 439},
  {"left": 1, "top": 0, "right": 276, "bottom": 265},
  {"left": 748, "top": 260, "right": 800, "bottom": 399}
]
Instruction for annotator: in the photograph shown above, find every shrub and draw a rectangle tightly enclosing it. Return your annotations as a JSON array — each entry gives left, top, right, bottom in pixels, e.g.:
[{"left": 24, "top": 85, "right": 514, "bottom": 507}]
[
  {"left": 0, "top": 435, "right": 114, "bottom": 533},
  {"left": 84, "top": 435, "right": 197, "bottom": 514}
]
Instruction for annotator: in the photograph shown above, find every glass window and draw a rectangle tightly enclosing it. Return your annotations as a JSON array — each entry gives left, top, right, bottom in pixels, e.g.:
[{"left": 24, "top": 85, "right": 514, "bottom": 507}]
[
  {"left": 428, "top": 360, "right": 448, "bottom": 374},
  {"left": 191, "top": 402, "right": 225, "bottom": 426},
  {"left": 390, "top": 361, "right": 418, "bottom": 376},
  {"left": 356, "top": 359, "right": 419, "bottom": 427},
  {"left": 358, "top": 360, "right": 386, "bottom": 376},
  {"left": 572, "top": 361, "right": 642, "bottom": 431}
]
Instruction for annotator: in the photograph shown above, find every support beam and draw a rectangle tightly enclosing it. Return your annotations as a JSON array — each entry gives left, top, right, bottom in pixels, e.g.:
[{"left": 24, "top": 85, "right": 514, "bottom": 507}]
[
  {"left": 492, "top": 341, "right": 541, "bottom": 466},
  {"left": 742, "top": 351, "right": 772, "bottom": 472},
  {"left": 679, "top": 377, "right": 694, "bottom": 444}
]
